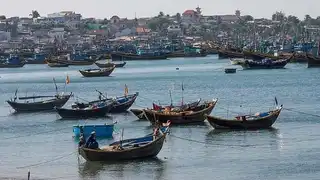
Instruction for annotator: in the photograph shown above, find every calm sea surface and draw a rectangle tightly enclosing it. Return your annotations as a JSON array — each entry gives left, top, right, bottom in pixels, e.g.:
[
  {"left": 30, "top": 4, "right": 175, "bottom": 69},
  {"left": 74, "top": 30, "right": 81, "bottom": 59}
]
[{"left": 1, "top": 56, "right": 320, "bottom": 180}]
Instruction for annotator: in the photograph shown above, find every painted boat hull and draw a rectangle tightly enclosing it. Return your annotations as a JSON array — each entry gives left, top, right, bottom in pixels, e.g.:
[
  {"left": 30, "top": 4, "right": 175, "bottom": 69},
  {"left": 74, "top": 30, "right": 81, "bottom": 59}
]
[{"left": 73, "top": 124, "right": 114, "bottom": 138}]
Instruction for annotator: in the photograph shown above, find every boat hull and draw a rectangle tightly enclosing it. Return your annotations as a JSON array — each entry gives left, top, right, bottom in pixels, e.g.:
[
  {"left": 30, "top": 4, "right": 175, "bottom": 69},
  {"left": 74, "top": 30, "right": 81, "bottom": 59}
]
[
  {"left": 7, "top": 95, "right": 71, "bottom": 112},
  {"left": 95, "top": 62, "right": 126, "bottom": 68},
  {"left": 73, "top": 124, "right": 114, "bottom": 138},
  {"left": 0, "top": 63, "right": 25, "bottom": 68},
  {"left": 206, "top": 108, "right": 282, "bottom": 129},
  {"left": 130, "top": 109, "right": 145, "bottom": 119},
  {"left": 79, "top": 133, "right": 166, "bottom": 161},
  {"left": 111, "top": 53, "right": 168, "bottom": 61},
  {"left": 56, "top": 104, "right": 112, "bottom": 119},
  {"left": 79, "top": 67, "right": 115, "bottom": 77}
]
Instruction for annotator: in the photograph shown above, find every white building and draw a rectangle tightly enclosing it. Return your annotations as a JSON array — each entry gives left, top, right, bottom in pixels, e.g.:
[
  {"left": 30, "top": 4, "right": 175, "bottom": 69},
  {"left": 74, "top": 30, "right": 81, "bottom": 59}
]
[
  {"left": 167, "top": 25, "right": 182, "bottom": 34},
  {"left": 48, "top": 28, "right": 65, "bottom": 41},
  {"left": 47, "top": 11, "right": 81, "bottom": 26}
]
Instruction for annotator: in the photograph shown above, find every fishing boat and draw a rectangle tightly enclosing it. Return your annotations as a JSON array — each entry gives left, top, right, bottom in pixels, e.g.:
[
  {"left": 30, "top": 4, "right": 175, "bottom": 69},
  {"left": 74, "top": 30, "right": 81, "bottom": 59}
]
[
  {"left": 72, "top": 92, "right": 139, "bottom": 113},
  {"left": 73, "top": 122, "right": 116, "bottom": 138},
  {"left": 47, "top": 62, "right": 69, "bottom": 68},
  {"left": 206, "top": 105, "right": 283, "bottom": 129},
  {"left": 243, "top": 51, "right": 280, "bottom": 61},
  {"left": 0, "top": 63, "right": 25, "bottom": 68},
  {"left": 306, "top": 54, "right": 320, "bottom": 68},
  {"left": 143, "top": 100, "right": 218, "bottom": 125},
  {"left": 56, "top": 101, "right": 113, "bottom": 119},
  {"left": 7, "top": 93, "right": 72, "bottom": 112},
  {"left": 224, "top": 68, "right": 236, "bottom": 73},
  {"left": 239, "top": 56, "right": 292, "bottom": 70},
  {"left": 95, "top": 61, "right": 126, "bottom": 68},
  {"left": 78, "top": 124, "right": 170, "bottom": 161},
  {"left": 130, "top": 99, "right": 201, "bottom": 120},
  {"left": 46, "top": 54, "right": 95, "bottom": 66},
  {"left": 79, "top": 66, "right": 115, "bottom": 77},
  {"left": 111, "top": 52, "right": 168, "bottom": 61}
]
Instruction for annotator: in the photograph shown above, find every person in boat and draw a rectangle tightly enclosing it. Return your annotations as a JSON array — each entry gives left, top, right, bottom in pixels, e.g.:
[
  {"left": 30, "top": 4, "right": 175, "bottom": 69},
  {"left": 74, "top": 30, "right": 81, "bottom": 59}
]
[
  {"left": 78, "top": 126, "right": 86, "bottom": 147},
  {"left": 85, "top": 131, "right": 99, "bottom": 149}
]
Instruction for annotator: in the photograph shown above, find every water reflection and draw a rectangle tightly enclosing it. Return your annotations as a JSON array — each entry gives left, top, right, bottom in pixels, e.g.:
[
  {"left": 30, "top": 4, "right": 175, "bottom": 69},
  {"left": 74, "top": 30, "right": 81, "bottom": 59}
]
[
  {"left": 205, "top": 127, "right": 281, "bottom": 149},
  {"left": 78, "top": 157, "right": 166, "bottom": 180}
]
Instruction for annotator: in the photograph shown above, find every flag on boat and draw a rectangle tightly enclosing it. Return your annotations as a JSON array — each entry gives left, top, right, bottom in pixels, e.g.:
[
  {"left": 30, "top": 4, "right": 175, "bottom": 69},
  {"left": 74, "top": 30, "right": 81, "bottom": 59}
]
[
  {"left": 153, "top": 103, "right": 161, "bottom": 111},
  {"left": 275, "top": 96, "right": 278, "bottom": 106},
  {"left": 124, "top": 84, "right": 129, "bottom": 96},
  {"left": 66, "top": 75, "right": 70, "bottom": 84}
]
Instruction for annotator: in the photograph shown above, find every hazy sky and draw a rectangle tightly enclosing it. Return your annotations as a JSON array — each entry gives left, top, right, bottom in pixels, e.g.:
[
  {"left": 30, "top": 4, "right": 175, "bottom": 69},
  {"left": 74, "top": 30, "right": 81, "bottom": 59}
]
[{"left": 1, "top": 0, "right": 319, "bottom": 20}]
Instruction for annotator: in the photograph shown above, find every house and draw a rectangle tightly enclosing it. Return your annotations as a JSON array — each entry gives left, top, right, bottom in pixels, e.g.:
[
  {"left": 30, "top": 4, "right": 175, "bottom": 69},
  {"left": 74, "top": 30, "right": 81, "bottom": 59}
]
[
  {"left": 182, "top": 7, "right": 202, "bottom": 23},
  {"left": 135, "top": 27, "right": 151, "bottom": 35},
  {"left": 47, "top": 11, "right": 81, "bottom": 25},
  {"left": 167, "top": 24, "right": 182, "bottom": 35},
  {"left": 115, "top": 28, "right": 132, "bottom": 37},
  {"left": 0, "top": 31, "right": 11, "bottom": 41}
]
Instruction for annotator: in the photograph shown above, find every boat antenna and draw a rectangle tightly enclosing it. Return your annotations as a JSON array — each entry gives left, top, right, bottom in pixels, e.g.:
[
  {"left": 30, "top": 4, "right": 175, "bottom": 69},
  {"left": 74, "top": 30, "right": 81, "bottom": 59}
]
[
  {"left": 181, "top": 82, "right": 184, "bottom": 105},
  {"left": 169, "top": 90, "right": 173, "bottom": 106},
  {"left": 120, "top": 128, "right": 124, "bottom": 148}
]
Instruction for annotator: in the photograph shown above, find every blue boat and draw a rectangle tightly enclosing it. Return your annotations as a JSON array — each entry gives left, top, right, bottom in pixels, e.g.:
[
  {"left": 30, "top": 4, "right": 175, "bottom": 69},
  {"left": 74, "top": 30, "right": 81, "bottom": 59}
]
[{"left": 73, "top": 122, "right": 116, "bottom": 138}]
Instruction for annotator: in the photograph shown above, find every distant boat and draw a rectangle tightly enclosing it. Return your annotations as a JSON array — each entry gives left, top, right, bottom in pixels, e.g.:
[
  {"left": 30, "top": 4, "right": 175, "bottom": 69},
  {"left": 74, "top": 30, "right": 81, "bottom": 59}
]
[
  {"left": 239, "top": 56, "right": 292, "bottom": 70},
  {"left": 224, "top": 68, "right": 236, "bottom": 73},
  {"left": 47, "top": 62, "right": 69, "bottom": 68},
  {"left": 73, "top": 122, "right": 116, "bottom": 138},
  {"left": 79, "top": 66, "right": 115, "bottom": 77},
  {"left": 0, "top": 63, "right": 25, "bottom": 68},
  {"left": 95, "top": 61, "right": 126, "bottom": 68},
  {"left": 306, "top": 54, "right": 320, "bottom": 68},
  {"left": 111, "top": 52, "right": 168, "bottom": 61}
]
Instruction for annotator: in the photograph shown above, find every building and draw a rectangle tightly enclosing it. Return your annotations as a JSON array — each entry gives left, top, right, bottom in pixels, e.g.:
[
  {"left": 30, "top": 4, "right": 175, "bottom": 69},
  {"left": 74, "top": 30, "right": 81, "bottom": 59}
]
[
  {"left": 0, "top": 31, "right": 11, "bottom": 41},
  {"left": 110, "top": 16, "right": 120, "bottom": 24},
  {"left": 167, "top": 24, "right": 182, "bottom": 35},
  {"left": 182, "top": 7, "right": 202, "bottom": 23},
  {"left": 47, "top": 11, "right": 82, "bottom": 25},
  {"left": 48, "top": 28, "right": 65, "bottom": 42}
]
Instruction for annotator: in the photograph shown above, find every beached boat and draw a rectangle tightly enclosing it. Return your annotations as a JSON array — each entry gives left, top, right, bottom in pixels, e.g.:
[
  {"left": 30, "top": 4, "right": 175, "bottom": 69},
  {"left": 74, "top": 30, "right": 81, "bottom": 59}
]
[
  {"left": 79, "top": 66, "right": 115, "bottom": 77},
  {"left": 56, "top": 102, "right": 112, "bottom": 119},
  {"left": 143, "top": 100, "right": 218, "bottom": 125},
  {"left": 95, "top": 61, "right": 126, "bottom": 68},
  {"left": 73, "top": 122, "right": 116, "bottom": 138},
  {"left": 206, "top": 105, "right": 283, "bottom": 129},
  {"left": 47, "top": 62, "right": 69, "bottom": 68},
  {"left": 78, "top": 125, "right": 170, "bottom": 161},
  {"left": 239, "top": 56, "right": 292, "bottom": 70},
  {"left": 7, "top": 93, "right": 72, "bottom": 112}
]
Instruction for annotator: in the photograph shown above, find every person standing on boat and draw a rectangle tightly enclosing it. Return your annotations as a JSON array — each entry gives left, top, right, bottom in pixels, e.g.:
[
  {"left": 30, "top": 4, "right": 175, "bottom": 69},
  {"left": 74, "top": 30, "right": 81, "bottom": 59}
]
[{"left": 85, "top": 131, "right": 99, "bottom": 149}]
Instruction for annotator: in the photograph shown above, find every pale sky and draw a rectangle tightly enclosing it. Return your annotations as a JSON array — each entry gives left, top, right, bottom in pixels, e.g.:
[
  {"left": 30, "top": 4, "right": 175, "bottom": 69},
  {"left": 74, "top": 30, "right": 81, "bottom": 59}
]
[{"left": 1, "top": 0, "right": 319, "bottom": 20}]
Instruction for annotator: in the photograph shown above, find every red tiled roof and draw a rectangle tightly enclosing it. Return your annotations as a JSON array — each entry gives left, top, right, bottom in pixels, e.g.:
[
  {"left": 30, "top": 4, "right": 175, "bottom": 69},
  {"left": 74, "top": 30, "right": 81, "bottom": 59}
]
[{"left": 183, "top": 10, "right": 196, "bottom": 15}]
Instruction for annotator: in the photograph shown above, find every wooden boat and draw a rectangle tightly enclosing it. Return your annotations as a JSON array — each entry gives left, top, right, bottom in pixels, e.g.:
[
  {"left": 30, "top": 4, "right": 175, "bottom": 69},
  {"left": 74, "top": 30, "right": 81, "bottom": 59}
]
[
  {"left": 0, "top": 63, "right": 25, "bottom": 68},
  {"left": 7, "top": 93, "right": 71, "bottom": 112},
  {"left": 95, "top": 61, "right": 126, "bottom": 68},
  {"left": 130, "top": 99, "right": 201, "bottom": 120},
  {"left": 206, "top": 105, "right": 283, "bottom": 129},
  {"left": 111, "top": 52, "right": 168, "bottom": 61},
  {"left": 79, "top": 125, "right": 170, "bottom": 161},
  {"left": 56, "top": 102, "right": 113, "bottom": 119},
  {"left": 47, "top": 62, "right": 69, "bottom": 67},
  {"left": 243, "top": 51, "right": 280, "bottom": 61},
  {"left": 79, "top": 66, "right": 115, "bottom": 77},
  {"left": 143, "top": 100, "right": 218, "bottom": 124},
  {"left": 224, "top": 68, "right": 236, "bottom": 73},
  {"left": 306, "top": 54, "right": 320, "bottom": 68},
  {"left": 72, "top": 93, "right": 139, "bottom": 113},
  {"left": 46, "top": 58, "right": 94, "bottom": 66},
  {"left": 73, "top": 122, "right": 116, "bottom": 138},
  {"left": 240, "top": 56, "right": 292, "bottom": 70}
]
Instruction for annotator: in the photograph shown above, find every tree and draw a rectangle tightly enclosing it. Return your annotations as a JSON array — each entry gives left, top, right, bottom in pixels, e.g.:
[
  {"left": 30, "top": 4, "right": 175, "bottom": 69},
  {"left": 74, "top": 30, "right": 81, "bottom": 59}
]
[
  {"left": 158, "top": 11, "right": 164, "bottom": 17},
  {"left": 0, "top": 15, "right": 6, "bottom": 20},
  {"left": 243, "top": 15, "right": 254, "bottom": 22},
  {"left": 272, "top": 11, "right": 286, "bottom": 22},
  {"left": 30, "top": 10, "right": 40, "bottom": 18},
  {"left": 287, "top": 15, "right": 300, "bottom": 24}
]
